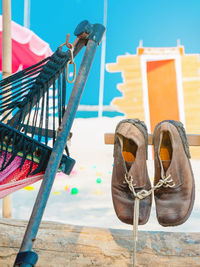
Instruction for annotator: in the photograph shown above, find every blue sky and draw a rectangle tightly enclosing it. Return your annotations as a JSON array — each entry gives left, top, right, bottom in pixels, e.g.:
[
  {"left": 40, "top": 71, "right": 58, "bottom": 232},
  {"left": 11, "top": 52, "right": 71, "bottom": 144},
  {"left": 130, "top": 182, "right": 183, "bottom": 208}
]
[{"left": 1, "top": 0, "right": 200, "bottom": 107}]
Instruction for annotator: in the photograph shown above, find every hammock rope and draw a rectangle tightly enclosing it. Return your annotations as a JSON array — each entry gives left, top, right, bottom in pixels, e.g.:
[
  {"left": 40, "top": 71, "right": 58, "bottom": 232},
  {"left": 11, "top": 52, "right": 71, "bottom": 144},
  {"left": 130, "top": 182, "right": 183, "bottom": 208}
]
[{"left": 0, "top": 39, "right": 85, "bottom": 181}]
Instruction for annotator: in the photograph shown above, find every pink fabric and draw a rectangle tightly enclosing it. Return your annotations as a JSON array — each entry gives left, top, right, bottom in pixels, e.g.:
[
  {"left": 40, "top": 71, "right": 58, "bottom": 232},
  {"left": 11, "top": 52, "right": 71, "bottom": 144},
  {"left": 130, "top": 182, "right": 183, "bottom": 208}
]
[
  {"left": 0, "top": 152, "right": 21, "bottom": 182},
  {"left": 0, "top": 151, "right": 68, "bottom": 198},
  {"left": 0, "top": 156, "right": 44, "bottom": 198},
  {"left": 0, "top": 157, "right": 44, "bottom": 198},
  {"left": 0, "top": 174, "right": 44, "bottom": 198},
  {"left": 0, "top": 172, "right": 67, "bottom": 198},
  {"left": 0, "top": 159, "right": 42, "bottom": 185},
  {"left": 0, "top": 15, "right": 52, "bottom": 73}
]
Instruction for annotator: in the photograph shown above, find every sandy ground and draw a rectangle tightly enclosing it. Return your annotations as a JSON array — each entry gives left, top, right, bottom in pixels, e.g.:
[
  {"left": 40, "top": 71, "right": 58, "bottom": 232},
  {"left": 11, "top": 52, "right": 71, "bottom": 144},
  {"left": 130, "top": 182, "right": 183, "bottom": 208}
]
[{"left": 0, "top": 116, "right": 199, "bottom": 232}]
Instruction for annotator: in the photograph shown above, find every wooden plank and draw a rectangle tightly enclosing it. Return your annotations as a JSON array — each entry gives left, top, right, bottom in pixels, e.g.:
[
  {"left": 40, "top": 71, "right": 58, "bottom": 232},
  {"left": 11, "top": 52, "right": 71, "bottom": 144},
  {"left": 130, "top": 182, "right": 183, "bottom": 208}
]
[
  {"left": 104, "top": 133, "right": 200, "bottom": 146},
  {"left": 2, "top": 0, "right": 12, "bottom": 219},
  {"left": 0, "top": 219, "right": 199, "bottom": 266}
]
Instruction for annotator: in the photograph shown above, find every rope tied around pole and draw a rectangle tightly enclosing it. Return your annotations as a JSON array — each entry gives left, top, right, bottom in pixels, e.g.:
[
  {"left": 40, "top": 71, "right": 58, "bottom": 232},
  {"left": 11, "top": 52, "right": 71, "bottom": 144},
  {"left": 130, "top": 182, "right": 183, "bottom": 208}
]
[{"left": 124, "top": 173, "right": 175, "bottom": 266}]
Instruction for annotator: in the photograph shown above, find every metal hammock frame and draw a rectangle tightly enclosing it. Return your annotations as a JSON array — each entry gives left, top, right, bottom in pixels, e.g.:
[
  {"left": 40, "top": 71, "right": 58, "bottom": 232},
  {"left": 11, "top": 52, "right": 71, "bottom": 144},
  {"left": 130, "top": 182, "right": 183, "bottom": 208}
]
[{"left": 3, "top": 20, "right": 105, "bottom": 266}]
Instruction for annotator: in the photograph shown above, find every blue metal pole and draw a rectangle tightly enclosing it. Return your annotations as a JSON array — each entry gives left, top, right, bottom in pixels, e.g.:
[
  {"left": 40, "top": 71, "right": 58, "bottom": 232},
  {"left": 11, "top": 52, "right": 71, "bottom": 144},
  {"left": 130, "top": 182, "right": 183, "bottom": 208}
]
[
  {"left": 20, "top": 40, "right": 98, "bottom": 251},
  {"left": 14, "top": 21, "right": 105, "bottom": 267}
]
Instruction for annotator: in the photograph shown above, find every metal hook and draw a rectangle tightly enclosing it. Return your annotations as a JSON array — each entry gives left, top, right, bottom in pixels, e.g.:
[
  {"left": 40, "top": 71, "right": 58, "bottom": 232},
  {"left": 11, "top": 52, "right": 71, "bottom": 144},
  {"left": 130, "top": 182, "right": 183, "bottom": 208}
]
[
  {"left": 65, "top": 34, "right": 73, "bottom": 49},
  {"left": 59, "top": 33, "right": 73, "bottom": 50}
]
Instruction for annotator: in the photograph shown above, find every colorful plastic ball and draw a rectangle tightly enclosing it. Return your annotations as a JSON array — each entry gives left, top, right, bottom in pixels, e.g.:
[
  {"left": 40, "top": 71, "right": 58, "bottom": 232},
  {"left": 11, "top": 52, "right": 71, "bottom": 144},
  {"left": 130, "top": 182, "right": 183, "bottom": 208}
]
[
  {"left": 96, "top": 178, "right": 102, "bottom": 184},
  {"left": 71, "top": 187, "right": 79, "bottom": 195}
]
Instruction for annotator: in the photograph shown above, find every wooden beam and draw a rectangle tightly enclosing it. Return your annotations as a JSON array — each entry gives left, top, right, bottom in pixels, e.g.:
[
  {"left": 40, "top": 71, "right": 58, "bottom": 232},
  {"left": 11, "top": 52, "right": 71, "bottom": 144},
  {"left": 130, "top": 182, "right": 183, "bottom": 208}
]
[
  {"left": 0, "top": 219, "right": 199, "bottom": 266},
  {"left": 2, "top": 0, "right": 12, "bottom": 219},
  {"left": 0, "top": 219, "right": 200, "bottom": 267},
  {"left": 104, "top": 133, "right": 200, "bottom": 146}
]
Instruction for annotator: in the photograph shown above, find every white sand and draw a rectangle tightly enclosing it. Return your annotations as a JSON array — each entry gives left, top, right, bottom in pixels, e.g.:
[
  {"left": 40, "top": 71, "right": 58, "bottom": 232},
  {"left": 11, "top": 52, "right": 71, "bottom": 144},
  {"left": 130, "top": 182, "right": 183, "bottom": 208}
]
[{"left": 0, "top": 117, "right": 199, "bottom": 232}]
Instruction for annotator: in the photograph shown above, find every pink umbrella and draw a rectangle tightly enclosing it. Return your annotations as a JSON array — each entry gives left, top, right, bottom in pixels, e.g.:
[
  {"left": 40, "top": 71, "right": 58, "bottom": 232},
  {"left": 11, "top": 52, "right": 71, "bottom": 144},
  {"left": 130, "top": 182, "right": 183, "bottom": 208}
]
[{"left": 0, "top": 15, "right": 52, "bottom": 73}]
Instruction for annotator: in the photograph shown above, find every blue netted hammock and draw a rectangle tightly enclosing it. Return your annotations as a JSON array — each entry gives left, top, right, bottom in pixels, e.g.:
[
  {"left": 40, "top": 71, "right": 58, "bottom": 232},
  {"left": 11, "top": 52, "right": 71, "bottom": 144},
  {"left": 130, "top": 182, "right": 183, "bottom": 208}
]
[{"left": 0, "top": 35, "right": 87, "bottom": 195}]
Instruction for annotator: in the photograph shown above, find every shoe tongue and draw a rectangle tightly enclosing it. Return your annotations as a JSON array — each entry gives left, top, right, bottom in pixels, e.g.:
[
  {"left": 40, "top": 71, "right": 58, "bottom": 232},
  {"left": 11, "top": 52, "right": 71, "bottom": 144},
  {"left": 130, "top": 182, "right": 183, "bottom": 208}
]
[
  {"left": 128, "top": 156, "right": 147, "bottom": 189},
  {"left": 162, "top": 160, "right": 171, "bottom": 172},
  {"left": 116, "top": 126, "right": 147, "bottom": 188},
  {"left": 125, "top": 160, "right": 132, "bottom": 170},
  {"left": 159, "top": 156, "right": 183, "bottom": 188}
]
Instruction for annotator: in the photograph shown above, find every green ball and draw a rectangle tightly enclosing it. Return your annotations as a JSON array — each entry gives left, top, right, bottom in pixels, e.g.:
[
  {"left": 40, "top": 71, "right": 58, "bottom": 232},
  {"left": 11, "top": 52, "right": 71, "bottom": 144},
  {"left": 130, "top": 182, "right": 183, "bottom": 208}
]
[
  {"left": 71, "top": 187, "right": 79, "bottom": 195},
  {"left": 96, "top": 178, "right": 102, "bottom": 184}
]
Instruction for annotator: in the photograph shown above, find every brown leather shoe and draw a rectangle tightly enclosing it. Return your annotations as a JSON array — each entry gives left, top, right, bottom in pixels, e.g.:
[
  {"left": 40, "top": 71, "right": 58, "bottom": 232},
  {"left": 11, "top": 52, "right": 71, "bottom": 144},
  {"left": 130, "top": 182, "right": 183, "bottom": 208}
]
[
  {"left": 153, "top": 120, "right": 195, "bottom": 226},
  {"left": 112, "top": 119, "right": 152, "bottom": 225}
]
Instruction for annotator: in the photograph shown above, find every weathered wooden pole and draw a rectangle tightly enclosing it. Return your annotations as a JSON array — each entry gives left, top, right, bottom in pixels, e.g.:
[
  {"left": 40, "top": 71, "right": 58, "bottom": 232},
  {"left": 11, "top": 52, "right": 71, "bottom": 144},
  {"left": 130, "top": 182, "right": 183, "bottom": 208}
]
[{"left": 2, "top": 0, "right": 12, "bottom": 218}]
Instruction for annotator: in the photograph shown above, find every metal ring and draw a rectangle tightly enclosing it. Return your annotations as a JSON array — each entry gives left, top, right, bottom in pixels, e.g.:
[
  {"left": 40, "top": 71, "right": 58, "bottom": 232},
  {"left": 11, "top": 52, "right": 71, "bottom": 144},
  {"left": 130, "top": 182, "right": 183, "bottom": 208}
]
[{"left": 66, "top": 61, "right": 76, "bottom": 83}]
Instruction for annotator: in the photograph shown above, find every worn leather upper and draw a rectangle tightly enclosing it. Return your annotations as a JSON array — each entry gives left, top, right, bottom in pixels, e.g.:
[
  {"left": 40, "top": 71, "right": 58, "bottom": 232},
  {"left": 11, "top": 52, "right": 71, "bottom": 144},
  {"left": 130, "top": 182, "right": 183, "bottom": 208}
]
[
  {"left": 112, "top": 120, "right": 152, "bottom": 225},
  {"left": 153, "top": 121, "right": 195, "bottom": 226}
]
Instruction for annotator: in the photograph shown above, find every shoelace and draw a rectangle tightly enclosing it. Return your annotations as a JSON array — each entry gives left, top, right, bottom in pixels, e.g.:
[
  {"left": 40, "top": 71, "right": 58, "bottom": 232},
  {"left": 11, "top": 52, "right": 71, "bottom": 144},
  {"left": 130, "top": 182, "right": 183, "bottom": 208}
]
[{"left": 124, "top": 173, "right": 175, "bottom": 267}]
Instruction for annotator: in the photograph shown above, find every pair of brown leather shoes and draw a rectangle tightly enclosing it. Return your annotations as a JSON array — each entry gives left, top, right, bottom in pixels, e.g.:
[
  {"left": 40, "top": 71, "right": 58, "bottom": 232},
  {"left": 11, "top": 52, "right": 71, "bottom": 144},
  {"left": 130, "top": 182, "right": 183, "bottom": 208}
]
[{"left": 112, "top": 119, "right": 195, "bottom": 227}]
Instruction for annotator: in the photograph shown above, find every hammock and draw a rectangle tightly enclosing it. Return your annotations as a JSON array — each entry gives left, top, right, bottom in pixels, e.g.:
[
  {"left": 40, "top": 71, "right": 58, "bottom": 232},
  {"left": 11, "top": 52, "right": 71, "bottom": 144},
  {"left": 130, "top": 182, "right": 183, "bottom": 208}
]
[
  {"left": 0, "top": 35, "right": 85, "bottom": 197},
  {"left": 8, "top": 20, "right": 105, "bottom": 267}
]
